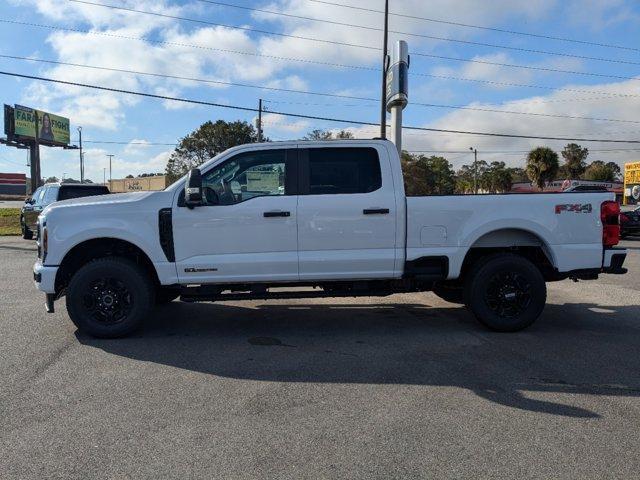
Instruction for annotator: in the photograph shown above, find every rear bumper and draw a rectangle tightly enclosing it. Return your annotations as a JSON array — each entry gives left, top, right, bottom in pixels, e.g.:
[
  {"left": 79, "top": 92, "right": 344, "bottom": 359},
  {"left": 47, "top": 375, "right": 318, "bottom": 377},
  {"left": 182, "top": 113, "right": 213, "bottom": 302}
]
[
  {"left": 33, "top": 260, "right": 58, "bottom": 294},
  {"left": 602, "top": 248, "right": 628, "bottom": 275}
]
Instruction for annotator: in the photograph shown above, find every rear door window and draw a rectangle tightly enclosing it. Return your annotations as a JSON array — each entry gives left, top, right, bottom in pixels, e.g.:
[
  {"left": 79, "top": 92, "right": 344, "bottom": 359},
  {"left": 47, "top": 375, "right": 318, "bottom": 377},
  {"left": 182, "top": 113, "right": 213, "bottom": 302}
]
[
  {"left": 58, "top": 186, "right": 109, "bottom": 200},
  {"left": 306, "top": 147, "right": 381, "bottom": 195}
]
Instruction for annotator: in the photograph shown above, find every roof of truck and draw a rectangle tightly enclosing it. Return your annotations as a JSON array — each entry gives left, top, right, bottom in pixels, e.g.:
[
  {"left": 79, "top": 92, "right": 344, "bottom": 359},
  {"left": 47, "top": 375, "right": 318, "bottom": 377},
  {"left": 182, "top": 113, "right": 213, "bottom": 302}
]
[{"left": 43, "top": 182, "right": 110, "bottom": 188}]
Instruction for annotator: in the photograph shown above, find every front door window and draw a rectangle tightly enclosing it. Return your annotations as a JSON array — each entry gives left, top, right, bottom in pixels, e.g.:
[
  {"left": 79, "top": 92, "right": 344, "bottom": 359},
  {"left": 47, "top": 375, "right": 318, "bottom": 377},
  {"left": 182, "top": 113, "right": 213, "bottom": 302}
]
[{"left": 201, "top": 150, "right": 287, "bottom": 205}]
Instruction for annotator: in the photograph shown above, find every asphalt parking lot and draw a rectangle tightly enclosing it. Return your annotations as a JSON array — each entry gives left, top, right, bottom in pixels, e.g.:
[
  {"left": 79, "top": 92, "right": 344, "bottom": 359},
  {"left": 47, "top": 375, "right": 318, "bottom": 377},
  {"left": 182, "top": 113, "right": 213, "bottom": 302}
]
[{"left": 1, "top": 236, "right": 639, "bottom": 479}]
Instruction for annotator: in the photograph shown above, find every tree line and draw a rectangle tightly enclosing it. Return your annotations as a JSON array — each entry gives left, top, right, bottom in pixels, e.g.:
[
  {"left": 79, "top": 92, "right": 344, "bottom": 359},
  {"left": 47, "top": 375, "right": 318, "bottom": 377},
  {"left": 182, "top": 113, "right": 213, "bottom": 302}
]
[{"left": 163, "top": 120, "right": 623, "bottom": 193}]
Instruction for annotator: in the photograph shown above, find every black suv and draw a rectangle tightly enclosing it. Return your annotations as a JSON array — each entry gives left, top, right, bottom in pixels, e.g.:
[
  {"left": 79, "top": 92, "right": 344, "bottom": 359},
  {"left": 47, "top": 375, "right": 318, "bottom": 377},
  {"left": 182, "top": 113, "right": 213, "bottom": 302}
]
[
  {"left": 21, "top": 183, "right": 110, "bottom": 239},
  {"left": 621, "top": 206, "right": 640, "bottom": 238}
]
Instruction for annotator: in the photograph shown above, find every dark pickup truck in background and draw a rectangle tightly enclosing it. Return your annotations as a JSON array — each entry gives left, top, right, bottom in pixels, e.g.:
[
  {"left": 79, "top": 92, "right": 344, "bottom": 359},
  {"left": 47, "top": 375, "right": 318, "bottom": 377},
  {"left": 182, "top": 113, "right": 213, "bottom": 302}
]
[{"left": 20, "top": 183, "right": 110, "bottom": 239}]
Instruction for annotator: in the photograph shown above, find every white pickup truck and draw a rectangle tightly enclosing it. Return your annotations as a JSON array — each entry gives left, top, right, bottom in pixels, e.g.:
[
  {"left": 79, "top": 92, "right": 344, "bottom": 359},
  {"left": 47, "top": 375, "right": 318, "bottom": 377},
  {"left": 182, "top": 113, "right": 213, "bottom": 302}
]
[{"left": 33, "top": 140, "right": 628, "bottom": 338}]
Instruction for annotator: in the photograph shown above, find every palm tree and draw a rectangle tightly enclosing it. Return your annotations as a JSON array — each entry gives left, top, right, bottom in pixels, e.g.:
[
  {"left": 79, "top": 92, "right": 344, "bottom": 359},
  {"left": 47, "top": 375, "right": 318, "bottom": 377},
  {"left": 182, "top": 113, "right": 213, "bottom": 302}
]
[{"left": 526, "top": 147, "right": 559, "bottom": 191}]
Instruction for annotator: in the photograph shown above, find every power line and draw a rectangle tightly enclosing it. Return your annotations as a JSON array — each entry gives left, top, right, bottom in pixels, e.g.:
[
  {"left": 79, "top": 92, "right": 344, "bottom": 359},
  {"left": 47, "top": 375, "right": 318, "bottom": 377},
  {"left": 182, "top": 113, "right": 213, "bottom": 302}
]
[
  {"left": 411, "top": 52, "right": 640, "bottom": 82},
  {"left": 308, "top": 0, "right": 640, "bottom": 53},
  {"left": 4, "top": 18, "right": 640, "bottom": 95},
  {"left": 69, "top": 0, "right": 378, "bottom": 51},
  {"left": 82, "top": 140, "right": 177, "bottom": 146},
  {"left": 56, "top": 139, "right": 640, "bottom": 156},
  {"left": 410, "top": 72, "right": 640, "bottom": 99},
  {"left": 192, "top": 0, "right": 640, "bottom": 66},
  {"left": 3, "top": 54, "right": 639, "bottom": 124},
  {"left": 67, "top": 1, "right": 640, "bottom": 81},
  {"left": 2, "top": 69, "right": 640, "bottom": 144},
  {"left": 0, "top": 54, "right": 374, "bottom": 101},
  {"left": 406, "top": 148, "right": 640, "bottom": 154}
]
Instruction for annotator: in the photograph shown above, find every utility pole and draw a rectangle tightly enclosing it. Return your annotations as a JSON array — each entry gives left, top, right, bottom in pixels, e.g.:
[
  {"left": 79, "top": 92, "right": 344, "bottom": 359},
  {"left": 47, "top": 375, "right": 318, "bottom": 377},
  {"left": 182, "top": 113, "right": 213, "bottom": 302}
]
[
  {"left": 29, "top": 111, "right": 41, "bottom": 194},
  {"left": 257, "top": 98, "right": 263, "bottom": 142},
  {"left": 469, "top": 147, "right": 478, "bottom": 194},
  {"left": 107, "top": 154, "right": 114, "bottom": 186},
  {"left": 103, "top": 167, "right": 106, "bottom": 186},
  {"left": 379, "top": 0, "right": 389, "bottom": 139},
  {"left": 78, "top": 126, "right": 84, "bottom": 182}
]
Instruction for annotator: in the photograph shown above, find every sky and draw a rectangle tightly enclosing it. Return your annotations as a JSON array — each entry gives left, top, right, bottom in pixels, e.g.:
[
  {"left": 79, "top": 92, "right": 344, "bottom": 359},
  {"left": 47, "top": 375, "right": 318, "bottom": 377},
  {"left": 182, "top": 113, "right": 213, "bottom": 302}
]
[{"left": 0, "top": 0, "right": 639, "bottom": 182}]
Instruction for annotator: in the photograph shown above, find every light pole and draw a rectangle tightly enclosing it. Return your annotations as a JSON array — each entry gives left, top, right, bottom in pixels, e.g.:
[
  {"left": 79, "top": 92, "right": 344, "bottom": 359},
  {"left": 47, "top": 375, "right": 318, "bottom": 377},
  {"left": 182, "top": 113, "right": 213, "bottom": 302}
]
[
  {"left": 106, "top": 154, "right": 114, "bottom": 185},
  {"left": 469, "top": 147, "right": 478, "bottom": 194},
  {"left": 62, "top": 172, "right": 67, "bottom": 182},
  {"left": 379, "top": 0, "right": 389, "bottom": 139},
  {"left": 77, "top": 126, "right": 84, "bottom": 182}
]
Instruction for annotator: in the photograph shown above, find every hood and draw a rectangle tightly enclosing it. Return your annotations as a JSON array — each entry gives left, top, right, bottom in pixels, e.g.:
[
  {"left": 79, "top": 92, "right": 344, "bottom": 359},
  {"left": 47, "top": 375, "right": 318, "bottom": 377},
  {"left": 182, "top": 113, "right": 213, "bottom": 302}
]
[{"left": 42, "top": 191, "right": 158, "bottom": 215}]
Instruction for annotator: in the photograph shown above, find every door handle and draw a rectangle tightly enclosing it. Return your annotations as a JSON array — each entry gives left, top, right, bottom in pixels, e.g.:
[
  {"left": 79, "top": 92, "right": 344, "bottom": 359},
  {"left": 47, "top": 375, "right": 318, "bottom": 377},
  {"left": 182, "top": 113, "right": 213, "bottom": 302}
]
[
  {"left": 363, "top": 208, "right": 389, "bottom": 215},
  {"left": 263, "top": 211, "right": 291, "bottom": 217}
]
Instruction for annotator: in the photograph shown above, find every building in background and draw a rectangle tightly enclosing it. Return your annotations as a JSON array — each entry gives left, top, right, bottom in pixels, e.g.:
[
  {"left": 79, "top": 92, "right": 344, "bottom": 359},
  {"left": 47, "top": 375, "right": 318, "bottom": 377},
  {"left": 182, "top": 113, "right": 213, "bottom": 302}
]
[
  {"left": 108, "top": 175, "right": 167, "bottom": 193},
  {"left": 623, "top": 161, "right": 640, "bottom": 205},
  {"left": 0, "top": 172, "right": 26, "bottom": 196}
]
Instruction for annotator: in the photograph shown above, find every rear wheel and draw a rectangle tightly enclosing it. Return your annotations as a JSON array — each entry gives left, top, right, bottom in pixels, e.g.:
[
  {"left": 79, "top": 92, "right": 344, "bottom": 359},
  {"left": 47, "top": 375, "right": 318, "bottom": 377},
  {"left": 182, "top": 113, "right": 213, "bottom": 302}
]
[
  {"left": 66, "top": 257, "right": 155, "bottom": 338},
  {"left": 464, "top": 253, "right": 546, "bottom": 332},
  {"left": 21, "top": 216, "right": 33, "bottom": 240}
]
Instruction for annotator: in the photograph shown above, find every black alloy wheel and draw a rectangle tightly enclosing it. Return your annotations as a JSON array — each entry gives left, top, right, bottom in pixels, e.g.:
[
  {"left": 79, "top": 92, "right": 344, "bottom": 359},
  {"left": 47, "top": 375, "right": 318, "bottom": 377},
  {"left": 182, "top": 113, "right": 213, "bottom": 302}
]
[
  {"left": 464, "top": 253, "right": 546, "bottom": 332},
  {"left": 484, "top": 271, "right": 532, "bottom": 319},
  {"left": 66, "top": 257, "right": 154, "bottom": 338}
]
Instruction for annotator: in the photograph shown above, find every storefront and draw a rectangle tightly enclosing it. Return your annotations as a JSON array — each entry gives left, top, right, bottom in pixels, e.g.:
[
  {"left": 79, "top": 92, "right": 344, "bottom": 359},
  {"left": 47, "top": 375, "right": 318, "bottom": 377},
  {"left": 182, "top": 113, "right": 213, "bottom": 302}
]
[{"left": 108, "top": 175, "right": 167, "bottom": 193}]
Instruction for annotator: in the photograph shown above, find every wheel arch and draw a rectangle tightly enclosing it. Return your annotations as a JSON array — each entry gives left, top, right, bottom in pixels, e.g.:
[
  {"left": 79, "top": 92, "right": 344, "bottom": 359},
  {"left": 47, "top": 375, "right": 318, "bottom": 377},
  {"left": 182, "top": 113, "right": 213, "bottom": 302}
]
[
  {"left": 55, "top": 237, "right": 160, "bottom": 294},
  {"left": 458, "top": 228, "right": 557, "bottom": 281}
]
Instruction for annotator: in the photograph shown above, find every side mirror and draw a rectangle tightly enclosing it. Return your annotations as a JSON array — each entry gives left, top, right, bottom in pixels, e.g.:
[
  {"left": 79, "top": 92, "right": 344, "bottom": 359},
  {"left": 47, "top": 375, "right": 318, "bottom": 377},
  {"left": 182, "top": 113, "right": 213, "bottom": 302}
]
[
  {"left": 25, "top": 197, "right": 33, "bottom": 205},
  {"left": 184, "top": 168, "right": 203, "bottom": 209}
]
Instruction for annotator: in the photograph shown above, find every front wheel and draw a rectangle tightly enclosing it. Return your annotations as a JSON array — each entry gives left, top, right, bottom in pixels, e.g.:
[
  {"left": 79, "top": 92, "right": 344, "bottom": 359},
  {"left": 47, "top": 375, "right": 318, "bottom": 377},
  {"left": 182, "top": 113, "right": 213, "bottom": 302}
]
[
  {"left": 66, "top": 257, "right": 155, "bottom": 338},
  {"left": 464, "top": 253, "right": 546, "bottom": 332}
]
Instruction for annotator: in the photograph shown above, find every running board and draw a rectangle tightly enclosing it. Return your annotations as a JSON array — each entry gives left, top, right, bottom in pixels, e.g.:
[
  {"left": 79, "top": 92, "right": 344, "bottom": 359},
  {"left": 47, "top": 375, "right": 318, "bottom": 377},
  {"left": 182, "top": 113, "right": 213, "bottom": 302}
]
[{"left": 179, "top": 288, "right": 396, "bottom": 303}]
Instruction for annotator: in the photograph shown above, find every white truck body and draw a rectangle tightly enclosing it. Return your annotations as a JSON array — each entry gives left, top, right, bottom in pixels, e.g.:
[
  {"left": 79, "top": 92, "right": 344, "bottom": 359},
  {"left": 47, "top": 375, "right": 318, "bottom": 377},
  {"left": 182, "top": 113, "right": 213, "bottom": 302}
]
[{"left": 32, "top": 140, "right": 628, "bottom": 336}]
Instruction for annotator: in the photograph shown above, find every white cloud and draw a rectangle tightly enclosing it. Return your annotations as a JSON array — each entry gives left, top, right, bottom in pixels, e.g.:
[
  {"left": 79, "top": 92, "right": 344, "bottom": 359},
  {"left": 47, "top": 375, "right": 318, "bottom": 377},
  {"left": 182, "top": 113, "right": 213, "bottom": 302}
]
[
  {"left": 260, "top": 113, "right": 310, "bottom": 135},
  {"left": 123, "top": 139, "right": 151, "bottom": 155},
  {"left": 400, "top": 77, "right": 640, "bottom": 170}
]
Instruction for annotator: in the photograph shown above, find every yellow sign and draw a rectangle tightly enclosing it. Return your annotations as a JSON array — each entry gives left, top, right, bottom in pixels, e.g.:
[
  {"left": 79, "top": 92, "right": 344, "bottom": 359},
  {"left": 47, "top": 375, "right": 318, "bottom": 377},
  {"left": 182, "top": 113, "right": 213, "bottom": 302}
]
[{"left": 623, "top": 161, "right": 640, "bottom": 204}]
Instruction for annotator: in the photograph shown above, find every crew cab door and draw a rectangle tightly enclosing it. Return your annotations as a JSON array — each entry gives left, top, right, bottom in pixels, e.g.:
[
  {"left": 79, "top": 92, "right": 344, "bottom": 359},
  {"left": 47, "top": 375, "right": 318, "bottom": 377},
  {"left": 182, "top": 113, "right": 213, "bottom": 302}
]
[
  {"left": 297, "top": 145, "right": 398, "bottom": 280},
  {"left": 172, "top": 147, "right": 299, "bottom": 283}
]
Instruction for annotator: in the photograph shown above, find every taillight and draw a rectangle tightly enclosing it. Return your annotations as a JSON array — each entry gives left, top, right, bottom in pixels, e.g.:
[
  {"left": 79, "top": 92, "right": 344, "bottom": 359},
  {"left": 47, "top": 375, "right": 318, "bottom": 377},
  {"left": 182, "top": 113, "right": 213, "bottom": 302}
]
[{"left": 601, "top": 201, "right": 620, "bottom": 247}]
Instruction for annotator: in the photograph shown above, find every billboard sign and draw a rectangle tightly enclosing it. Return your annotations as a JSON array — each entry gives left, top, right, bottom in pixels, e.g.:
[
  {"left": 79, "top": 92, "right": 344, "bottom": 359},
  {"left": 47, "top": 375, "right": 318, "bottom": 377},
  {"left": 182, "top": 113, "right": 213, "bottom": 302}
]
[
  {"left": 623, "top": 161, "right": 640, "bottom": 204},
  {"left": 12, "top": 105, "right": 70, "bottom": 145}
]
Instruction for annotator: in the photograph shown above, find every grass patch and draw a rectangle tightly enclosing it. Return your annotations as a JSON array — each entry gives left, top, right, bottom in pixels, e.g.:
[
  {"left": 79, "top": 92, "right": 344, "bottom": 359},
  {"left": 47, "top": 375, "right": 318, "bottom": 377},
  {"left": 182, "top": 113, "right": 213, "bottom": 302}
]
[{"left": 0, "top": 208, "right": 21, "bottom": 235}]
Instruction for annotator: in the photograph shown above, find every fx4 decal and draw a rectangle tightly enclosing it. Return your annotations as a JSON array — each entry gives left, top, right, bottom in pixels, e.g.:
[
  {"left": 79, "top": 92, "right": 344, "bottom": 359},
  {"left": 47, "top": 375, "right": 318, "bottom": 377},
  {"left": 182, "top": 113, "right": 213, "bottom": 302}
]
[{"left": 555, "top": 203, "right": 593, "bottom": 214}]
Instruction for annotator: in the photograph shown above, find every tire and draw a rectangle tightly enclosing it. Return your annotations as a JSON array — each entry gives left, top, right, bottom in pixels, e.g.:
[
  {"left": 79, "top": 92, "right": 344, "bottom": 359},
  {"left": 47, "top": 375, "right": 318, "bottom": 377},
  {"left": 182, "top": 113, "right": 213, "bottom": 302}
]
[
  {"left": 155, "top": 287, "right": 180, "bottom": 304},
  {"left": 432, "top": 284, "right": 464, "bottom": 304},
  {"left": 66, "top": 257, "right": 155, "bottom": 338},
  {"left": 463, "top": 253, "right": 546, "bottom": 332},
  {"left": 21, "top": 217, "right": 33, "bottom": 240}
]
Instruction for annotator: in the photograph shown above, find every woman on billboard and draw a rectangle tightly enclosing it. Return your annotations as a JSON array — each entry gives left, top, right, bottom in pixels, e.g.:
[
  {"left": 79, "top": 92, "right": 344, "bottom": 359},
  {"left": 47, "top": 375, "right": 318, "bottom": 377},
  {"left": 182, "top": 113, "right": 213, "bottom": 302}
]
[{"left": 39, "top": 113, "right": 55, "bottom": 142}]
